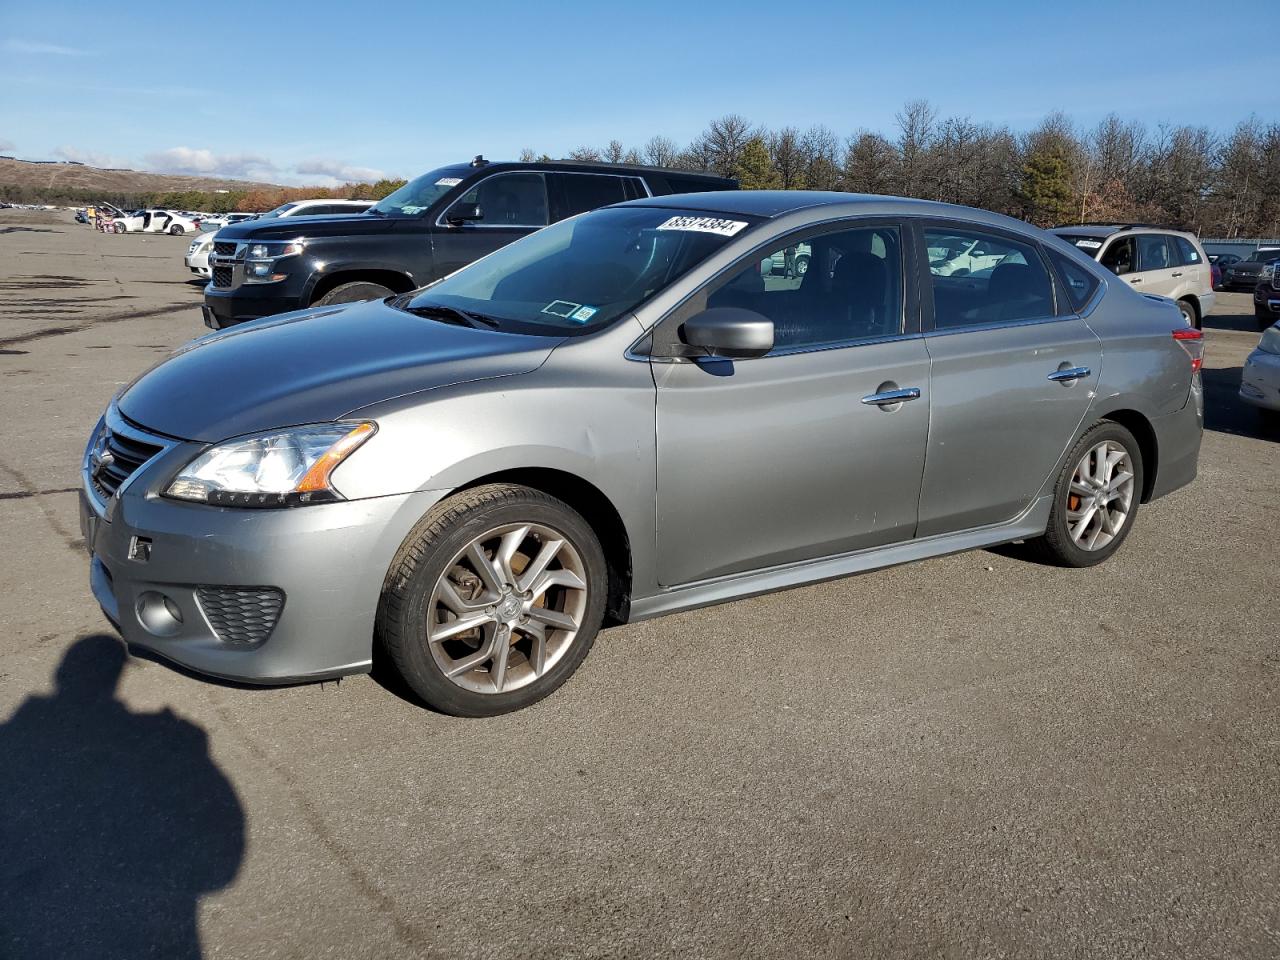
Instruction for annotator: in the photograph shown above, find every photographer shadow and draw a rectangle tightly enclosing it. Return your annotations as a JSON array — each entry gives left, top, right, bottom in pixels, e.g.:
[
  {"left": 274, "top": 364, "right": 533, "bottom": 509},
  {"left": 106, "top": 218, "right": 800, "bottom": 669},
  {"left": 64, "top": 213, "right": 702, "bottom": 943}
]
[{"left": 0, "top": 635, "right": 244, "bottom": 960}]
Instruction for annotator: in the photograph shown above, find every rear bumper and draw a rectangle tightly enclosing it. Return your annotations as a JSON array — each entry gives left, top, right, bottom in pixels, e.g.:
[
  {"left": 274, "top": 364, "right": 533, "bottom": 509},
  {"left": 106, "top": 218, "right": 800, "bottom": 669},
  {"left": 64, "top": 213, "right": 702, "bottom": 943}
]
[
  {"left": 1148, "top": 385, "right": 1203, "bottom": 501},
  {"left": 82, "top": 483, "right": 448, "bottom": 684},
  {"left": 1240, "top": 350, "right": 1280, "bottom": 412}
]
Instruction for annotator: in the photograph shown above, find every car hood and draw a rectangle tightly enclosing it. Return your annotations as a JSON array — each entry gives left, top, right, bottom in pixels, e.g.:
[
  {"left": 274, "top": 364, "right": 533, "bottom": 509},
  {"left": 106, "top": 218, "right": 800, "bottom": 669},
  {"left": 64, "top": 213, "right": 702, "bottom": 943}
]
[
  {"left": 117, "top": 299, "right": 560, "bottom": 442},
  {"left": 1229, "top": 262, "right": 1266, "bottom": 275},
  {"left": 214, "top": 213, "right": 395, "bottom": 241}
]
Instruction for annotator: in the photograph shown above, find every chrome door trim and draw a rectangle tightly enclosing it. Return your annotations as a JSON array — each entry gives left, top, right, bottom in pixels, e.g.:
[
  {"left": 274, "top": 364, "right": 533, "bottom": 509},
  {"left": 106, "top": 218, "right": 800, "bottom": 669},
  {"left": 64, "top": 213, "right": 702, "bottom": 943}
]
[{"left": 1047, "top": 366, "right": 1092, "bottom": 383}]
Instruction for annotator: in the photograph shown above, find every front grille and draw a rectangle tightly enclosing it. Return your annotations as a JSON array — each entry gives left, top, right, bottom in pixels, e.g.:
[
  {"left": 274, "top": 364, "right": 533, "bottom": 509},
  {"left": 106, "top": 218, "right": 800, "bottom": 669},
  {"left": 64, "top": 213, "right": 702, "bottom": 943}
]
[
  {"left": 91, "top": 427, "right": 164, "bottom": 500},
  {"left": 213, "top": 241, "right": 237, "bottom": 256},
  {"left": 211, "top": 266, "right": 233, "bottom": 287},
  {"left": 197, "top": 586, "right": 285, "bottom": 645}
]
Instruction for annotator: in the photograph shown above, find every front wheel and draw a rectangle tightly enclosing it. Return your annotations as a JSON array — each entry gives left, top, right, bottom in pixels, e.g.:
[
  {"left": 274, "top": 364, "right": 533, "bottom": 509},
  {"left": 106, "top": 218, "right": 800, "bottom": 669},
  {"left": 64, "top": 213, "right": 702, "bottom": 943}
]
[
  {"left": 314, "top": 281, "right": 394, "bottom": 307},
  {"left": 377, "top": 484, "right": 607, "bottom": 716},
  {"left": 113, "top": 223, "right": 126, "bottom": 234},
  {"left": 1027, "top": 421, "right": 1143, "bottom": 568}
]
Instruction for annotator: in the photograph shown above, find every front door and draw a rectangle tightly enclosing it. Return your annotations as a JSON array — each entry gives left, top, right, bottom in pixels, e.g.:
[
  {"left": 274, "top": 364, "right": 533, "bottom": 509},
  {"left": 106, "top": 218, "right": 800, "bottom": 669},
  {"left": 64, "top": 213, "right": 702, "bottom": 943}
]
[
  {"left": 917, "top": 223, "right": 1102, "bottom": 537},
  {"left": 431, "top": 171, "right": 549, "bottom": 279},
  {"left": 654, "top": 221, "right": 931, "bottom": 586}
]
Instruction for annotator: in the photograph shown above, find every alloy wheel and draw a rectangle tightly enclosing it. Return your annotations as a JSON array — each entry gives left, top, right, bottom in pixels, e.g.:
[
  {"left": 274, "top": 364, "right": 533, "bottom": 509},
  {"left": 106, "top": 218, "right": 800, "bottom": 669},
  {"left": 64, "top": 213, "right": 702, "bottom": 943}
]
[
  {"left": 427, "top": 523, "right": 588, "bottom": 694},
  {"left": 1065, "top": 440, "right": 1135, "bottom": 551}
]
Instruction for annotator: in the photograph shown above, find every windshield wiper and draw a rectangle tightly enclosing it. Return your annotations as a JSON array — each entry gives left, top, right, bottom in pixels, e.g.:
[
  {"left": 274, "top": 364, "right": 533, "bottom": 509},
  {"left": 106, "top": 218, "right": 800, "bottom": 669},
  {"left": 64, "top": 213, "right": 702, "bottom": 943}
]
[{"left": 401, "top": 302, "right": 500, "bottom": 329}]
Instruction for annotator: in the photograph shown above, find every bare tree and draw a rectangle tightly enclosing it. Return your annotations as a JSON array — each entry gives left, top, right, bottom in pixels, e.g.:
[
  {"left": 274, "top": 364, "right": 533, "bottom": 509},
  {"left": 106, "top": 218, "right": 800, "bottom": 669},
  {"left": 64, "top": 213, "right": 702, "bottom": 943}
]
[
  {"left": 842, "top": 132, "right": 897, "bottom": 195},
  {"left": 695, "top": 114, "right": 754, "bottom": 179},
  {"left": 896, "top": 99, "right": 937, "bottom": 197},
  {"left": 767, "top": 127, "right": 805, "bottom": 190},
  {"left": 566, "top": 146, "right": 602, "bottom": 161},
  {"left": 643, "top": 135, "right": 679, "bottom": 168}
]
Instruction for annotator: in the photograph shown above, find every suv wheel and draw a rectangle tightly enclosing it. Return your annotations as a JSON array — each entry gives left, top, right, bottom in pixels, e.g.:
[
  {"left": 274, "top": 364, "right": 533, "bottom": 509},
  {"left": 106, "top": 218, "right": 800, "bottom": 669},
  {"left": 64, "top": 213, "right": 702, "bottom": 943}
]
[
  {"left": 1177, "top": 299, "right": 1198, "bottom": 329},
  {"left": 314, "top": 281, "right": 394, "bottom": 306},
  {"left": 1027, "top": 421, "right": 1143, "bottom": 568},
  {"left": 378, "top": 484, "right": 607, "bottom": 716}
]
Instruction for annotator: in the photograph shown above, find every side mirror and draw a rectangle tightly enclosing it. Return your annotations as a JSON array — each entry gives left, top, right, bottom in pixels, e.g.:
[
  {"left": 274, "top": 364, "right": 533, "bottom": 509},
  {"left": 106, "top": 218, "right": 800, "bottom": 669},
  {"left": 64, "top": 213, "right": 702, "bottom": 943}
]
[
  {"left": 446, "top": 203, "right": 483, "bottom": 226},
  {"left": 680, "top": 307, "right": 773, "bottom": 359}
]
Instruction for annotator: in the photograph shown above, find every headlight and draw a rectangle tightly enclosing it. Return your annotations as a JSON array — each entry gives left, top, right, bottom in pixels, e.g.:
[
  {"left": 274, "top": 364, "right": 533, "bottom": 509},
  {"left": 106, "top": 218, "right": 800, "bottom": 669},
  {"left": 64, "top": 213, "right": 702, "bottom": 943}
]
[
  {"left": 1259, "top": 326, "right": 1280, "bottom": 356},
  {"left": 1262, "top": 264, "right": 1276, "bottom": 281},
  {"left": 244, "top": 241, "right": 303, "bottom": 283},
  {"left": 165, "top": 422, "right": 375, "bottom": 507}
]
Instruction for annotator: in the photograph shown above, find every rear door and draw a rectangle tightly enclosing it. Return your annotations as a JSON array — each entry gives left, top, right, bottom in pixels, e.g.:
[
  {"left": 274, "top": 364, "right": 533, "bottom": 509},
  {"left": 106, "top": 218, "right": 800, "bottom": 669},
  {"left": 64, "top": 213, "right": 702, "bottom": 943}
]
[
  {"left": 917, "top": 222, "right": 1102, "bottom": 537},
  {"left": 1133, "top": 234, "right": 1180, "bottom": 297},
  {"left": 431, "top": 171, "right": 549, "bottom": 277}
]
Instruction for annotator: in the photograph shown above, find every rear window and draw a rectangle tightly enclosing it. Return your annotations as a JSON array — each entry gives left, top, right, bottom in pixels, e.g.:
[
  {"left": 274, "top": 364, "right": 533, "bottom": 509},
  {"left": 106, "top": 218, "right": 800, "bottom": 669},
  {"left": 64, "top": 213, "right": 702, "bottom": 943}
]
[{"left": 1056, "top": 234, "right": 1106, "bottom": 255}]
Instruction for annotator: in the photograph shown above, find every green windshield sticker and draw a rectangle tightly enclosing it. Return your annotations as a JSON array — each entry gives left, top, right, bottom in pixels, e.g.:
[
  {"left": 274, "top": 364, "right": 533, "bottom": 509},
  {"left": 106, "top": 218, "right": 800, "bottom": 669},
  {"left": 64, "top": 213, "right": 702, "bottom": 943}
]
[{"left": 570, "top": 305, "right": 598, "bottom": 323}]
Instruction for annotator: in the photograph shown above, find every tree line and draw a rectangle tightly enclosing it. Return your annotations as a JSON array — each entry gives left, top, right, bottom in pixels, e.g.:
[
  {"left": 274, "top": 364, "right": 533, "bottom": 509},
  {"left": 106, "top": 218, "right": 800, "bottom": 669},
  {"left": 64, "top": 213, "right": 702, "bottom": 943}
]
[
  {"left": 522, "top": 101, "right": 1280, "bottom": 238},
  {"left": 0, "top": 180, "right": 408, "bottom": 214}
]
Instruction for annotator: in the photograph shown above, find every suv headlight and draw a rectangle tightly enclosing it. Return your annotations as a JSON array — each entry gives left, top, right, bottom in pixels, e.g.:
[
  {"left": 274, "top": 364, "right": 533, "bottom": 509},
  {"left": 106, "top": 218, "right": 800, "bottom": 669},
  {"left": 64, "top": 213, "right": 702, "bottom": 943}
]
[
  {"left": 1259, "top": 326, "right": 1280, "bottom": 356},
  {"left": 165, "top": 422, "right": 375, "bottom": 507},
  {"left": 244, "top": 240, "right": 304, "bottom": 283},
  {"left": 1262, "top": 263, "right": 1276, "bottom": 281}
]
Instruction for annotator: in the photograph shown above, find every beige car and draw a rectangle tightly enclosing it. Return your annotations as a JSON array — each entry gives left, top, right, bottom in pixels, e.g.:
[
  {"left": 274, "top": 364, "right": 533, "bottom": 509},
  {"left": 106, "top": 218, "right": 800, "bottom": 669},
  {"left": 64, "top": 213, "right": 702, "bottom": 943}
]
[{"left": 1052, "top": 224, "right": 1214, "bottom": 329}]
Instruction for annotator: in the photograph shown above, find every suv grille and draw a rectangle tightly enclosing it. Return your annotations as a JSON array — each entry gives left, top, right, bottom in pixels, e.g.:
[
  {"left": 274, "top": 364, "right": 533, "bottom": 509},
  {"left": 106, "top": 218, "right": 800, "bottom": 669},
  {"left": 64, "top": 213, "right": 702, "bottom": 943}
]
[
  {"left": 197, "top": 586, "right": 285, "bottom": 645},
  {"left": 91, "top": 427, "right": 163, "bottom": 500},
  {"left": 211, "top": 266, "right": 233, "bottom": 287},
  {"left": 213, "top": 241, "right": 237, "bottom": 256}
]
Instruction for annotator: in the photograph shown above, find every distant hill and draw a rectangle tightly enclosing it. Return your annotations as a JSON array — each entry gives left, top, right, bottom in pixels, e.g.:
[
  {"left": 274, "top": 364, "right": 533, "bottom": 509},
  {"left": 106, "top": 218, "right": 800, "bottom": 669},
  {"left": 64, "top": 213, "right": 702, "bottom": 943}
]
[{"left": 0, "top": 157, "right": 284, "bottom": 196}]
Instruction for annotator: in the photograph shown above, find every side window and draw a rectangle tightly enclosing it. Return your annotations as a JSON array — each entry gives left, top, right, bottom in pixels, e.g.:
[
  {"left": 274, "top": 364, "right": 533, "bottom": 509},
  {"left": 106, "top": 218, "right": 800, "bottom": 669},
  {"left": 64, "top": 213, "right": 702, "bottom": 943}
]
[
  {"left": 622, "top": 177, "right": 648, "bottom": 201},
  {"left": 1100, "top": 236, "right": 1135, "bottom": 275},
  {"left": 1136, "top": 234, "right": 1173, "bottom": 271},
  {"left": 557, "top": 173, "right": 628, "bottom": 218},
  {"left": 705, "top": 225, "right": 903, "bottom": 351},
  {"left": 448, "top": 172, "right": 548, "bottom": 227},
  {"left": 1047, "top": 248, "right": 1101, "bottom": 313},
  {"left": 1173, "top": 236, "right": 1201, "bottom": 266},
  {"left": 924, "top": 227, "right": 1054, "bottom": 329}
]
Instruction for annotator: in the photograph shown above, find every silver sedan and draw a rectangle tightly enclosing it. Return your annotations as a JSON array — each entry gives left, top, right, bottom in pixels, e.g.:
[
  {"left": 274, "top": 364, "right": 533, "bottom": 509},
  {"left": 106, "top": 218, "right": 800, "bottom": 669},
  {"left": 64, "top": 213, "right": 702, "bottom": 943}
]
[
  {"left": 1240, "top": 322, "right": 1280, "bottom": 426},
  {"left": 81, "top": 192, "right": 1204, "bottom": 715}
]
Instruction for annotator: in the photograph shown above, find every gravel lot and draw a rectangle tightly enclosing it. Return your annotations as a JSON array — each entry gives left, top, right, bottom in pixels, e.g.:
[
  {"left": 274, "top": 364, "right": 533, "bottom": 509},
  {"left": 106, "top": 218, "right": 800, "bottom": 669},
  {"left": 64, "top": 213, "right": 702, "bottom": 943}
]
[{"left": 1, "top": 209, "right": 1277, "bottom": 960}]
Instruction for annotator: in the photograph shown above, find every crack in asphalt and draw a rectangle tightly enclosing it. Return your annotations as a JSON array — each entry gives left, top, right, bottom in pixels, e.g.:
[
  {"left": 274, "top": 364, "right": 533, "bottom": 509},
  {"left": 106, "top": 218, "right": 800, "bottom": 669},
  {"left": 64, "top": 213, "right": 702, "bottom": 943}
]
[
  {"left": 0, "top": 461, "right": 82, "bottom": 552},
  {"left": 0, "top": 302, "right": 194, "bottom": 347}
]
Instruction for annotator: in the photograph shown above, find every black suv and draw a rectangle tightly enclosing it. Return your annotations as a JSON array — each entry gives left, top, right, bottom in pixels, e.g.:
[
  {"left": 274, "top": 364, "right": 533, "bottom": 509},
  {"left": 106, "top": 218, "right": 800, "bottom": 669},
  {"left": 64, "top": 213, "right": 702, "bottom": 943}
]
[{"left": 202, "top": 158, "right": 737, "bottom": 328}]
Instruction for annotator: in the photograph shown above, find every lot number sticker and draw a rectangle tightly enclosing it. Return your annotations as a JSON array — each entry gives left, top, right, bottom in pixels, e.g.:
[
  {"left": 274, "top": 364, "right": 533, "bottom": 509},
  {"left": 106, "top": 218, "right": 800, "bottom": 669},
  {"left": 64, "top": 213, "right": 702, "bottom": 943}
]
[
  {"left": 435, "top": 177, "right": 463, "bottom": 187},
  {"left": 655, "top": 216, "right": 748, "bottom": 237},
  {"left": 1072, "top": 239, "right": 1103, "bottom": 250}
]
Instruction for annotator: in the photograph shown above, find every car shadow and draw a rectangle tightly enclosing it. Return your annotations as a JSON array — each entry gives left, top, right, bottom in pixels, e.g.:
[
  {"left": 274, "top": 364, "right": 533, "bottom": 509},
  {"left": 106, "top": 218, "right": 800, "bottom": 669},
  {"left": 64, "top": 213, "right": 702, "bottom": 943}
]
[
  {"left": 1203, "top": 309, "right": 1264, "bottom": 334},
  {"left": 0, "top": 634, "right": 245, "bottom": 959}
]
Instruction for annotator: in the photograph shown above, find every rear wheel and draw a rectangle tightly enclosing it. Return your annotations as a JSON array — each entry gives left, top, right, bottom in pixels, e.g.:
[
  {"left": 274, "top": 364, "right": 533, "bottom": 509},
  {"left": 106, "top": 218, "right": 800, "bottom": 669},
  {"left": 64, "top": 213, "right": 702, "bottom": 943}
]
[
  {"left": 1027, "top": 421, "right": 1143, "bottom": 568},
  {"left": 314, "top": 281, "right": 394, "bottom": 307},
  {"left": 169, "top": 224, "right": 184, "bottom": 235},
  {"left": 378, "top": 484, "right": 607, "bottom": 716},
  {"left": 1177, "top": 298, "right": 1199, "bottom": 330}
]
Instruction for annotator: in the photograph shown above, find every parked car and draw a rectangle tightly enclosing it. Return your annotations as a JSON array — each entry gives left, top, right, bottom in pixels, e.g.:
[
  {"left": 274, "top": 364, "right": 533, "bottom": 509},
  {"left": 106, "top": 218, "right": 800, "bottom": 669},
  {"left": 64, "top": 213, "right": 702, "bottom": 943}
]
[
  {"left": 1051, "top": 223, "right": 1214, "bottom": 328},
  {"left": 195, "top": 212, "right": 259, "bottom": 232},
  {"left": 1210, "top": 261, "right": 1222, "bottom": 290},
  {"left": 1222, "top": 246, "right": 1280, "bottom": 293},
  {"left": 1240, "top": 321, "right": 1280, "bottom": 427},
  {"left": 1252, "top": 258, "right": 1280, "bottom": 330},
  {"left": 202, "top": 157, "right": 738, "bottom": 329},
  {"left": 111, "top": 209, "right": 199, "bottom": 235},
  {"left": 183, "top": 202, "right": 376, "bottom": 280},
  {"left": 82, "top": 192, "right": 1203, "bottom": 716}
]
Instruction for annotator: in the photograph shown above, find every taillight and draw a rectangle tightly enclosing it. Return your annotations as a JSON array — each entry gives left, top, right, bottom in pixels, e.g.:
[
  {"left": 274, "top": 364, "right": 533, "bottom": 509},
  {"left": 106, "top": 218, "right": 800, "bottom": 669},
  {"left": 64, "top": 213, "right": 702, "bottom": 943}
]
[{"left": 1172, "top": 327, "right": 1203, "bottom": 372}]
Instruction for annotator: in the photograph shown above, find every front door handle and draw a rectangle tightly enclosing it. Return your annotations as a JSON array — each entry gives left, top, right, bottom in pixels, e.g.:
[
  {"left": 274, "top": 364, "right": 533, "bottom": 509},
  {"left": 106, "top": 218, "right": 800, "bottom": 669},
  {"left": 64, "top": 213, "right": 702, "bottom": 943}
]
[
  {"left": 861, "top": 387, "right": 922, "bottom": 406},
  {"left": 1129, "top": 277, "right": 1142, "bottom": 284},
  {"left": 1047, "top": 366, "right": 1091, "bottom": 383},
  {"left": 1171, "top": 271, "right": 1183, "bottom": 278}
]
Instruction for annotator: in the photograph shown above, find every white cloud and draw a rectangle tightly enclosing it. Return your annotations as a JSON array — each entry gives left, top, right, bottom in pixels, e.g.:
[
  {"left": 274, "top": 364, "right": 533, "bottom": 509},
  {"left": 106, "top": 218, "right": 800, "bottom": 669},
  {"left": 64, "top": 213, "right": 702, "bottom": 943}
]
[
  {"left": 143, "top": 146, "right": 278, "bottom": 181},
  {"left": 295, "top": 158, "right": 389, "bottom": 183},
  {"left": 6, "top": 39, "right": 85, "bottom": 56},
  {"left": 54, "top": 144, "right": 130, "bottom": 168}
]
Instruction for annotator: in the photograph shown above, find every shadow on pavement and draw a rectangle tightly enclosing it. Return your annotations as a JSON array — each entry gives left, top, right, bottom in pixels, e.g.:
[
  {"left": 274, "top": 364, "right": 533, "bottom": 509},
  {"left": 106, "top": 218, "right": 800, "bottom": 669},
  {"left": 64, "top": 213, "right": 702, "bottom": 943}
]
[{"left": 0, "top": 634, "right": 245, "bottom": 960}]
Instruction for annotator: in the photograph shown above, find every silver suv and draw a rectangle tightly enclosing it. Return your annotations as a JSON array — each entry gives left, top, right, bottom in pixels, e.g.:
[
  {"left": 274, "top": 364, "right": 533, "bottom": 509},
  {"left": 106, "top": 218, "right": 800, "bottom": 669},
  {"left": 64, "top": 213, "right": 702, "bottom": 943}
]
[{"left": 1051, "top": 224, "right": 1213, "bottom": 329}]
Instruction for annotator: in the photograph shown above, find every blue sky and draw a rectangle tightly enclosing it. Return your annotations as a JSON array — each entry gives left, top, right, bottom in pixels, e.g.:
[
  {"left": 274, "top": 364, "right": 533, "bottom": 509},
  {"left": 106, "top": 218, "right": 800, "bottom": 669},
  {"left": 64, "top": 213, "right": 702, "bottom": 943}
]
[{"left": 1, "top": 0, "right": 1275, "bottom": 185}]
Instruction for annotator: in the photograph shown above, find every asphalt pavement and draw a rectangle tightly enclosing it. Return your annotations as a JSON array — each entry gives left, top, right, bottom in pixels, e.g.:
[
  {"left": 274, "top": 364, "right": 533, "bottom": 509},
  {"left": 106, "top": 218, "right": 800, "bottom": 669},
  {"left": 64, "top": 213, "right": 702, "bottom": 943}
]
[{"left": 1, "top": 209, "right": 1277, "bottom": 960}]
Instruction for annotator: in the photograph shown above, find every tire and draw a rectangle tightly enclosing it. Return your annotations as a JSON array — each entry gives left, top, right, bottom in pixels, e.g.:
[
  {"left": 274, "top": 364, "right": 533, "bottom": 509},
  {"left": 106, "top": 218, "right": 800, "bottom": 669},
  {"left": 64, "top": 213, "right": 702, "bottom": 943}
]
[
  {"left": 113, "top": 222, "right": 125, "bottom": 234},
  {"left": 1026, "top": 421, "right": 1144, "bottom": 568},
  {"left": 377, "top": 483, "right": 608, "bottom": 717},
  {"left": 314, "top": 281, "right": 394, "bottom": 307},
  {"left": 1177, "top": 299, "right": 1199, "bottom": 330},
  {"left": 169, "top": 224, "right": 184, "bottom": 235},
  {"left": 795, "top": 255, "right": 810, "bottom": 277}
]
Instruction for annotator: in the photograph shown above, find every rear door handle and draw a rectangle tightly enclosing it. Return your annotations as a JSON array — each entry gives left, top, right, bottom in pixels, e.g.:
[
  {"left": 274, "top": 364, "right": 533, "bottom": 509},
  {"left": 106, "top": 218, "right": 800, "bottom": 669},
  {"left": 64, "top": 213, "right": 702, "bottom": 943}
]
[
  {"left": 1172, "top": 271, "right": 1183, "bottom": 278},
  {"left": 861, "top": 387, "right": 921, "bottom": 406},
  {"left": 1047, "top": 366, "right": 1091, "bottom": 383}
]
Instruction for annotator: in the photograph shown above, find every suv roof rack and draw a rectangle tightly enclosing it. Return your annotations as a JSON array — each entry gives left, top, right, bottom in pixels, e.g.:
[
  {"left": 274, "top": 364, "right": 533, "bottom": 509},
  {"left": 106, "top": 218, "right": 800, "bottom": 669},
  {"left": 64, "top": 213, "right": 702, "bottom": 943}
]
[{"left": 1063, "top": 222, "right": 1167, "bottom": 231}]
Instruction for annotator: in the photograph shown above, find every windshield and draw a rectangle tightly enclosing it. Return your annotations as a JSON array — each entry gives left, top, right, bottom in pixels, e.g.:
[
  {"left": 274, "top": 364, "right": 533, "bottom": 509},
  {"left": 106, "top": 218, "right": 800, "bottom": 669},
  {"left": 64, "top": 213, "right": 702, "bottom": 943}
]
[
  {"left": 402, "top": 206, "right": 758, "bottom": 336},
  {"left": 1247, "top": 249, "right": 1280, "bottom": 263},
  {"left": 371, "top": 166, "right": 470, "bottom": 218},
  {"left": 1056, "top": 234, "right": 1106, "bottom": 256},
  {"left": 262, "top": 202, "right": 298, "bottom": 219}
]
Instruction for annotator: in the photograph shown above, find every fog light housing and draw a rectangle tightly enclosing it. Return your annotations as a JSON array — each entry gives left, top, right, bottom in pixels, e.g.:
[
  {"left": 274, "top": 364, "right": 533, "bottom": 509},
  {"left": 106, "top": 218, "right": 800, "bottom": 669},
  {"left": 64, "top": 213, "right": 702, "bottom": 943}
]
[{"left": 136, "top": 590, "right": 183, "bottom": 637}]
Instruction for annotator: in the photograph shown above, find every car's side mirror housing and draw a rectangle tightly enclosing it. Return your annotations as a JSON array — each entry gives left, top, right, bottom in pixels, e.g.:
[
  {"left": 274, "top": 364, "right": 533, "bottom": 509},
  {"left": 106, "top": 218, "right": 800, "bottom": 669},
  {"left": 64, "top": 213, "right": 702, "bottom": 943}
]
[
  {"left": 446, "top": 203, "right": 483, "bottom": 226},
  {"left": 680, "top": 307, "right": 773, "bottom": 359}
]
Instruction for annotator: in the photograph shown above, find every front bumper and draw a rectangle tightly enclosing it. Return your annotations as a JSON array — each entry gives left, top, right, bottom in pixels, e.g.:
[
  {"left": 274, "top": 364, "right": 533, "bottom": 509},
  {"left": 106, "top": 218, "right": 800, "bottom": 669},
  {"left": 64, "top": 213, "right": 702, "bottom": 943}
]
[
  {"left": 81, "top": 451, "right": 447, "bottom": 684},
  {"left": 203, "top": 282, "right": 307, "bottom": 329},
  {"left": 1252, "top": 287, "right": 1280, "bottom": 317},
  {"left": 1240, "top": 350, "right": 1280, "bottom": 412},
  {"left": 1223, "top": 274, "right": 1262, "bottom": 291}
]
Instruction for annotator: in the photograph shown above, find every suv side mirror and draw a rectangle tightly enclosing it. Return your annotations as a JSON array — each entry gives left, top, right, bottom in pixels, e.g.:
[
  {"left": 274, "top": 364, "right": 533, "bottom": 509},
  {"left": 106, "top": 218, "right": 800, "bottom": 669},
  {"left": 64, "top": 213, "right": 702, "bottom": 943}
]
[
  {"left": 680, "top": 307, "right": 773, "bottom": 359},
  {"left": 446, "top": 203, "right": 483, "bottom": 226}
]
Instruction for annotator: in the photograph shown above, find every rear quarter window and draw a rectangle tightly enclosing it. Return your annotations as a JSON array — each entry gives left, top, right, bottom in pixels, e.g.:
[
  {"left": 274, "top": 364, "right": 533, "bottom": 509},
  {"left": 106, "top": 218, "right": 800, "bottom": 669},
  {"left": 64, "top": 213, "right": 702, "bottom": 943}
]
[{"left": 1047, "top": 248, "right": 1101, "bottom": 313}]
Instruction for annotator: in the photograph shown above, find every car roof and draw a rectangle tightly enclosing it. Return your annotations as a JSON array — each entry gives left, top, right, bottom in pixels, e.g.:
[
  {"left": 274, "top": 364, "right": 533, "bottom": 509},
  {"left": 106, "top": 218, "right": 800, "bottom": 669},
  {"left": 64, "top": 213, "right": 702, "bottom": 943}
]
[
  {"left": 1050, "top": 223, "right": 1198, "bottom": 240},
  {"left": 621, "top": 190, "right": 1040, "bottom": 230},
  {"left": 452, "top": 159, "right": 736, "bottom": 183}
]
